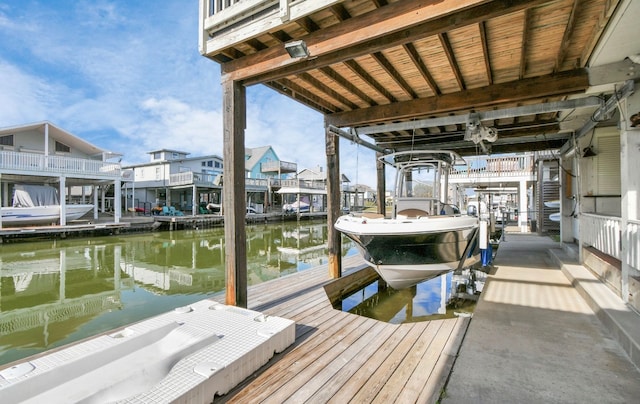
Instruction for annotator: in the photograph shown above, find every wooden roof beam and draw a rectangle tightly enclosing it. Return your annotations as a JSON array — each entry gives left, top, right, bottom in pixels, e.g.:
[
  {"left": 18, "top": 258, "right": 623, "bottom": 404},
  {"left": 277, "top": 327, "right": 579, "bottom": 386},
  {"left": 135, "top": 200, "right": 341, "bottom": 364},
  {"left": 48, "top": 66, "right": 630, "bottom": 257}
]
[
  {"left": 479, "top": 21, "right": 493, "bottom": 84},
  {"left": 371, "top": 52, "right": 417, "bottom": 99},
  {"left": 438, "top": 32, "right": 466, "bottom": 90},
  {"left": 298, "top": 72, "right": 358, "bottom": 110},
  {"left": 326, "top": 69, "right": 590, "bottom": 127},
  {"left": 222, "top": 0, "right": 554, "bottom": 84},
  {"left": 554, "top": 0, "right": 579, "bottom": 72},
  {"left": 343, "top": 60, "right": 396, "bottom": 103},
  {"left": 520, "top": 9, "right": 530, "bottom": 79},
  {"left": 318, "top": 66, "right": 378, "bottom": 106},
  {"left": 403, "top": 43, "right": 441, "bottom": 95}
]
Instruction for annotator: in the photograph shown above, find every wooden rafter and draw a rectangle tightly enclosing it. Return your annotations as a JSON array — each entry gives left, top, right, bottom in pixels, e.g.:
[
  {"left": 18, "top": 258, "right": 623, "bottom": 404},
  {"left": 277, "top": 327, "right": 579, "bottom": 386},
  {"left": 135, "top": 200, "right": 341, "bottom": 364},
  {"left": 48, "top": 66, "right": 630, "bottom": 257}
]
[
  {"left": 299, "top": 72, "right": 358, "bottom": 110},
  {"left": 343, "top": 60, "right": 396, "bottom": 103},
  {"left": 222, "top": 0, "right": 552, "bottom": 84},
  {"left": 403, "top": 43, "right": 441, "bottom": 95},
  {"left": 371, "top": 52, "right": 417, "bottom": 99},
  {"left": 438, "top": 32, "right": 465, "bottom": 90},
  {"left": 520, "top": 9, "right": 529, "bottom": 79},
  {"left": 296, "top": 16, "right": 320, "bottom": 34},
  {"left": 555, "top": 0, "right": 580, "bottom": 72},
  {"left": 326, "top": 69, "right": 589, "bottom": 127},
  {"left": 329, "top": 4, "right": 351, "bottom": 21},
  {"left": 273, "top": 78, "right": 340, "bottom": 113},
  {"left": 318, "top": 66, "right": 377, "bottom": 106},
  {"left": 478, "top": 21, "right": 493, "bottom": 85}
]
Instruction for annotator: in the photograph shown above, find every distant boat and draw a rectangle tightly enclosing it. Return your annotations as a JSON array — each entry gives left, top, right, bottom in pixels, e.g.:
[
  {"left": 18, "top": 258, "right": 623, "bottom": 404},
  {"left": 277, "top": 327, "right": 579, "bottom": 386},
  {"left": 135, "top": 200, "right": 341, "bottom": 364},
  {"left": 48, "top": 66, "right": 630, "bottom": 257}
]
[
  {"left": 1, "top": 184, "right": 93, "bottom": 226},
  {"left": 549, "top": 212, "right": 561, "bottom": 222},
  {"left": 544, "top": 200, "right": 560, "bottom": 208},
  {"left": 335, "top": 150, "right": 480, "bottom": 289}
]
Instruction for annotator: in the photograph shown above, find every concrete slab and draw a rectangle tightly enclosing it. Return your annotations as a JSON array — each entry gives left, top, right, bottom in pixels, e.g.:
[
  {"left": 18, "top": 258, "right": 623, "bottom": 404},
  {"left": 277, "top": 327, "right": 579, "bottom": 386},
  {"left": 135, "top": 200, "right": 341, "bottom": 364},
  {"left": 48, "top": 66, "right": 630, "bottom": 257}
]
[{"left": 443, "top": 234, "right": 640, "bottom": 404}]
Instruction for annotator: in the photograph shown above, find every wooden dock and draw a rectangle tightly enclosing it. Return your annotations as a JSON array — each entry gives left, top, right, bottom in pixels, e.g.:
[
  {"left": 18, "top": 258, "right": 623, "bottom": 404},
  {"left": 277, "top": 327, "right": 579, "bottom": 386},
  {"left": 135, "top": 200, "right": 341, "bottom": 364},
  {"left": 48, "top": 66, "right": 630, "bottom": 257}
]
[
  {"left": 0, "top": 221, "right": 130, "bottom": 242},
  {"left": 210, "top": 255, "right": 469, "bottom": 403}
]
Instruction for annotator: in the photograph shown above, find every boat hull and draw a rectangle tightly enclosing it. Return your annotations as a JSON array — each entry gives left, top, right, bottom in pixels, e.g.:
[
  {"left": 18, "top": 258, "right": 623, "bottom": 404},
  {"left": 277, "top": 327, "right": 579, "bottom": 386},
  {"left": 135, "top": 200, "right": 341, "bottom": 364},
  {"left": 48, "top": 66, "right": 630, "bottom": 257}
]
[
  {"left": 1, "top": 205, "right": 94, "bottom": 226},
  {"left": 336, "top": 215, "right": 479, "bottom": 289}
]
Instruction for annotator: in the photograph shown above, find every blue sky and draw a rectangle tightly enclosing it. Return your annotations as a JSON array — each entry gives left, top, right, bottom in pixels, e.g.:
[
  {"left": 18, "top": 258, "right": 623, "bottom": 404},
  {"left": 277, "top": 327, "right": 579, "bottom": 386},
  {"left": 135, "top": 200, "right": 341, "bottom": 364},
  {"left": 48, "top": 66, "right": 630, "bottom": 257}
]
[{"left": 0, "top": 0, "right": 377, "bottom": 186}]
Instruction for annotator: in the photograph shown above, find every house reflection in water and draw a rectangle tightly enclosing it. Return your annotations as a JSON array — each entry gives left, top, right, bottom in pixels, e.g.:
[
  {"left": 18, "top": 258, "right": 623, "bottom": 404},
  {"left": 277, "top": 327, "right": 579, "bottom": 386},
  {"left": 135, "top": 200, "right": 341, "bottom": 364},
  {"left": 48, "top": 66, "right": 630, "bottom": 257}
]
[{"left": 0, "top": 222, "right": 353, "bottom": 366}]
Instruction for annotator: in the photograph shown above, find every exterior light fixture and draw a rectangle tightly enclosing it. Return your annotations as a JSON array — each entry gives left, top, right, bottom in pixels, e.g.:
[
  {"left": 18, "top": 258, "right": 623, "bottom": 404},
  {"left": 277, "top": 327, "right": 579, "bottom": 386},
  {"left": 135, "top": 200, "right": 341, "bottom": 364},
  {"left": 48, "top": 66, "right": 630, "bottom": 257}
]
[{"left": 284, "top": 40, "right": 310, "bottom": 58}]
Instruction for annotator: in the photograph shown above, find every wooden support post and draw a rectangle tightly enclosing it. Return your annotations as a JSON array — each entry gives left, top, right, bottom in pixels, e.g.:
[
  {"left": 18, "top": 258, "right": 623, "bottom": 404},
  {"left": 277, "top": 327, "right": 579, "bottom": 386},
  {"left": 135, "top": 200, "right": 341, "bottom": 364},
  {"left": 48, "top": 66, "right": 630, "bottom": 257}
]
[
  {"left": 376, "top": 152, "right": 385, "bottom": 215},
  {"left": 222, "top": 78, "right": 248, "bottom": 307},
  {"left": 326, "top": 124, "right": 341, "bottom": 278}
]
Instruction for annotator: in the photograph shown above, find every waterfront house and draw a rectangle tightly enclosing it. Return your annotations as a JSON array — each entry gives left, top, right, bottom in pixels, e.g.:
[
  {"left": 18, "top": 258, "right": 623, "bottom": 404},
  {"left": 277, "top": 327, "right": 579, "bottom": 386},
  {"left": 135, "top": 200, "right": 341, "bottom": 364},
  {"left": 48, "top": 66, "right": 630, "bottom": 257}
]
[
  {"left": 0, "top": 121, "right": 123, "bottom": 227},
  {"left": 123, "top": 145, "right": 296, "bottom": 215},
  {"left": 122, "top": 149, "right": 224, "bottom": 215}
]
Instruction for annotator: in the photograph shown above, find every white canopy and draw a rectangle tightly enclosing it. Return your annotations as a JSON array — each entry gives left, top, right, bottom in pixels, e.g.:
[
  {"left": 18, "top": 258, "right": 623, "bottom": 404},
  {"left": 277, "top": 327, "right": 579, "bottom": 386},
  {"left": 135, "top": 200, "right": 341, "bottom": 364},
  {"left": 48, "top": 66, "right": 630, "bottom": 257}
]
[{"left": 276, "top": 187, "right": 326, "bottom": 195}]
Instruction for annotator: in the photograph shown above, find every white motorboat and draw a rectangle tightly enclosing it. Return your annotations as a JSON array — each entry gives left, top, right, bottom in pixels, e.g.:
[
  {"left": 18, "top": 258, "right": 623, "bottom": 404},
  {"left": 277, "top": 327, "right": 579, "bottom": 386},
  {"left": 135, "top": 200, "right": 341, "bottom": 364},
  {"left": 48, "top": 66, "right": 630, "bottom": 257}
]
[
  {"left": 335, "top": 150, "right": 480, "bottom": 289},
  {"left": 1, "top": 184, "right": 93, "bottom": 226}
]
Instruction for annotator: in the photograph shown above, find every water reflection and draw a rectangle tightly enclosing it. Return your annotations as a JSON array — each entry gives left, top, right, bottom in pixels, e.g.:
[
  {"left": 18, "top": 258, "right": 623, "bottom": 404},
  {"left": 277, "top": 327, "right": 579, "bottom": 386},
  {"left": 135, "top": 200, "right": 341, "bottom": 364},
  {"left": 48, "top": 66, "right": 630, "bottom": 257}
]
[
  {"left": 0, "top": 221, "right": 352, "bottom": 366},
  {"left": 336, "top": 269, "right": 486, "bottom": 324}
]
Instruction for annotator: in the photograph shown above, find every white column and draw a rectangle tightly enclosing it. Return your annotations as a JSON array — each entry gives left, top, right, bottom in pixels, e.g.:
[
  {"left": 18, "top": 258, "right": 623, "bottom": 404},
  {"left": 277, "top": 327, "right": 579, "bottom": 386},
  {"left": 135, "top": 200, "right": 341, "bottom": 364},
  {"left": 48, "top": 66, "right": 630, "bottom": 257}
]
[
  {"left": 114, "top": 179, "right": 121, "bottom": 223},
  {"left": 519, "top": 180, "right": 528, "bottom": 232},
  {"left": 192, "top": 184, "right": 197, "bottom": 215},
  {"left": 620, "top": 90, "right": 640, "bottom": 302},
  {"left": 59, "top": 176, "right": 67, "bottom": 226},
  {"left": 93, "top": 185, "right": 99, "bottom": 220}
]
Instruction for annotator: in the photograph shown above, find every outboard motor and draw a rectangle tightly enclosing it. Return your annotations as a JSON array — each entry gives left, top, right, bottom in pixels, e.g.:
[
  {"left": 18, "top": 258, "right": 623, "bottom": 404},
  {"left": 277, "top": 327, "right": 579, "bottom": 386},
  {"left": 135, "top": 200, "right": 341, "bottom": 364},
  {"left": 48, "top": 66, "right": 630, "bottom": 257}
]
[{"left": 467, "top": 205, "right": 478, "bottom": 217}]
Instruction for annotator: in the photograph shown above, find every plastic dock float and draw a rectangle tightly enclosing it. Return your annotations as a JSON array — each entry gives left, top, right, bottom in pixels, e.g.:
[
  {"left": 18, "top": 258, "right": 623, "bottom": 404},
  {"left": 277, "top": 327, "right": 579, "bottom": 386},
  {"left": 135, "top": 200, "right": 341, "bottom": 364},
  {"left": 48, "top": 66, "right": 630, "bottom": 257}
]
[{"left": 0, "top": 300, "right": 295, "bottom": 403}]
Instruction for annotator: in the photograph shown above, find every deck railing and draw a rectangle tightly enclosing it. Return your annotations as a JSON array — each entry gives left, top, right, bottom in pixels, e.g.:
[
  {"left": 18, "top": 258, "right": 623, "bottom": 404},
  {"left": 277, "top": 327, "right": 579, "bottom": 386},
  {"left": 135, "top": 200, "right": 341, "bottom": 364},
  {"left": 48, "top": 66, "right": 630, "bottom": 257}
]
[
  {"left": 581, "top": 213, "right": 621, "bottom": 261},
  {"left": 581, "top": 212, "right": 640, "bottom": 275},
  {"left": 0, "top": 151, "right": 121, "bottom": 179},
  {"left": 261, "top": 160, "right": 298, "bottom": 173},
  {"left": 169, "top": 172, "right": 220, "bottom": 187},
  {"left": 450, "top": 154, "right": 535, "bottom": 180}
]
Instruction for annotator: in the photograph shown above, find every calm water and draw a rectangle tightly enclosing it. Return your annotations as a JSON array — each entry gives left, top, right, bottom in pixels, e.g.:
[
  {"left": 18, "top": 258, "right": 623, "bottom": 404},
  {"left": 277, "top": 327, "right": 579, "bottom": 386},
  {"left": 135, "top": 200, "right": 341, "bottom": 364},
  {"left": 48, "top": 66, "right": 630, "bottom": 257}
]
[
  {"left": 0, "top": 221, "right": 349, "bottom": 366},
  {"left": 335, "top": 271, "right": 481, "bottom": 324}
]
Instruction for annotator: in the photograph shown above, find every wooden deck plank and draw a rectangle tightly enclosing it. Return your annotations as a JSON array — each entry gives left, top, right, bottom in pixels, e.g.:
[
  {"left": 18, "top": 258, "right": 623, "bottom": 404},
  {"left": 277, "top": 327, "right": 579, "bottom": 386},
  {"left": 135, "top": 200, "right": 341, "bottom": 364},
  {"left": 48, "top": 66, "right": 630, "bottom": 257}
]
[
  {"left": 371, "top": 321, "right": 447, "bottom": 403},
  {"left": 268, "top": 318, "right": 381, "bottom": 403},
  {"left": 300, "top": 319, "right": 400, "bottom": 403},
  {"left": 222, "top": 313, "right": 369, "bottom": 403},
  {"left": 341, "top": 323, "right": 429, "bottom": 403},
  {"left": 213, "top": 258, "right": 470, "bottom": 403},
  {"left": 418, "top": 317, "right": 470, "bottom": 403},
  {"left": 394, "top": 319, "right": 458, "bottom": 403}
]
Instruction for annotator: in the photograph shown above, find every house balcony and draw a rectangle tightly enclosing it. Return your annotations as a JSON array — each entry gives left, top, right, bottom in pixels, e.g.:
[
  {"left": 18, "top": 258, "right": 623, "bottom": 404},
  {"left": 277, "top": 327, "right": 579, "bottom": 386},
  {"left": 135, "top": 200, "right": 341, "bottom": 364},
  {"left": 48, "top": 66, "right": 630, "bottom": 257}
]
[
  {"left": 270, "top": 178, "right": 325, "bottom": 190},
  {"left": 0, "top": 150, "right": 121, "bottom": 180},
  {"left": 199, "top": 0, "right": 333, "bottom": 54},
  {"left": 449, "top": 154, "right": 536, "bottom": 183},
  {"left": 169, "top": 172, "right": 221, "bottom": 187},
  {"left": 261, "top": 160, "right": 297, "bottom": 174}
]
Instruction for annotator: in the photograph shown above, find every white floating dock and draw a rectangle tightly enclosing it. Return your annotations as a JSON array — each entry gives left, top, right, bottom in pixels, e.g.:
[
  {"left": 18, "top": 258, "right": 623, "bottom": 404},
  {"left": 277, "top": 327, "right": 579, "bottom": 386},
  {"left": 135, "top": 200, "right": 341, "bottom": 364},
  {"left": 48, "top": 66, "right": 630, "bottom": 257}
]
[{"left": 0, "top": 299, "right": 295, "bottom": 403}]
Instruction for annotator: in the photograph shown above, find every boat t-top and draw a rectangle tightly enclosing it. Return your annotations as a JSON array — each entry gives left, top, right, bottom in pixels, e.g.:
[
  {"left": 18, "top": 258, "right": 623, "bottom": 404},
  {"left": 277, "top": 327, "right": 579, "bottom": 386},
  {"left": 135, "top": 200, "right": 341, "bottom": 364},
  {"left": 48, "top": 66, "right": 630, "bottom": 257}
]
[{"left": 335, "top": 150, "right": 480, "bottom": 289}]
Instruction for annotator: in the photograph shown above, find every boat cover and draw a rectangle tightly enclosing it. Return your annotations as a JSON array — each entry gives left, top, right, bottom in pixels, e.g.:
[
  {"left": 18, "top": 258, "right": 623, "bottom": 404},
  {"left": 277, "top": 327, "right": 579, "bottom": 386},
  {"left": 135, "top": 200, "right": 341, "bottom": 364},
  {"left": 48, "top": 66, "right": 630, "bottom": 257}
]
[{"left": 12, "top": 185, "right": 59, "bottom": 207}]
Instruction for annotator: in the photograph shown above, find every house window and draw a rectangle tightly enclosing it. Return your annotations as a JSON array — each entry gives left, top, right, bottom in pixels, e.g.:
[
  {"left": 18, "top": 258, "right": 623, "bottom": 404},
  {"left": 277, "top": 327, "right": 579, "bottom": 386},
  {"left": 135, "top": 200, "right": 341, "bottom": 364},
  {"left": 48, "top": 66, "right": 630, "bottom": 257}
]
[
  {"left": 202, "top": 162, "right": 206, "bottom": 166},
  {"left": 55, "top": 141, "right": 70, "bottom": 153},
  {"left": 153, "top": 152, "right": 161, "bottom": 160},
  {"left": 215, "top": 161, "right": 221, "bottom": 168},
  {"left": 0, "top": 134, "right": 13, "bottom": 146},
  {"left": 207, "top": 160, "right": 213, "bottom": 167}
]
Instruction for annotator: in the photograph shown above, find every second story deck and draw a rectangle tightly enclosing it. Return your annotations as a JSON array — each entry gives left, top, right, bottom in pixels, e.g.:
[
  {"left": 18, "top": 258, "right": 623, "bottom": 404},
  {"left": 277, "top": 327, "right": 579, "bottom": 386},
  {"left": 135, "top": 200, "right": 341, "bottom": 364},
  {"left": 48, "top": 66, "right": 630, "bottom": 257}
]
[{"left": 0, "top": 150, "right": 121, "bottom": 181}]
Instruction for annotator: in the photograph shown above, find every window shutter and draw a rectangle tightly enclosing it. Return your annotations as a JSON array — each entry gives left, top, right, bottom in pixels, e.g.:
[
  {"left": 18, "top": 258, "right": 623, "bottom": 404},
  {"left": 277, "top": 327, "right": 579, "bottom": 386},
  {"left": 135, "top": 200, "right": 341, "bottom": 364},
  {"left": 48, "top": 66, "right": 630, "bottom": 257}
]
[{"left": 596, "top": 135, "right": 620, "bottom": 195}]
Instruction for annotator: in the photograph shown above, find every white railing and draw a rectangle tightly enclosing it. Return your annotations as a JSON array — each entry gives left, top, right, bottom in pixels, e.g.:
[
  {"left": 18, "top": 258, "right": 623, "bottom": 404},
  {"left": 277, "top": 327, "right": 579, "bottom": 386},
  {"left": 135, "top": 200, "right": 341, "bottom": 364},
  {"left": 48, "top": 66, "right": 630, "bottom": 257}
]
[
  {"left": 581, "top": 213, "right": 621, "bottom": 260},
  {"left": 169, "top": 172, "right": 220, "bottom": 187},
  {"left": 0, "top": 151, "right": 121, "bottom": 178},
  {"left": 206, "top": 0, "right": 266, "bottom": 17},
  {"left": 626, "top": 219, "right": 640, "bottom": 271},
  {"left": 271, "top": 178, "right": 325, "bottom": 190},
  {"left": 261, "top": 160, "right": 297, "bottom": 173},
  {"left": 450, "top": 154, "right": 534, "bottom": 180}
]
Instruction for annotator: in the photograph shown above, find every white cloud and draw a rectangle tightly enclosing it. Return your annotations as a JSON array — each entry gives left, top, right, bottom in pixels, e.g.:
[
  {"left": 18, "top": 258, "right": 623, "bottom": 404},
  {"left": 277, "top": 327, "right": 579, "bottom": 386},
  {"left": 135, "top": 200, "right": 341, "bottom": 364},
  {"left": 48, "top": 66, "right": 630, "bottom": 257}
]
[{"left": 0, "top": 1, "right": 380, "bottom": 188}]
